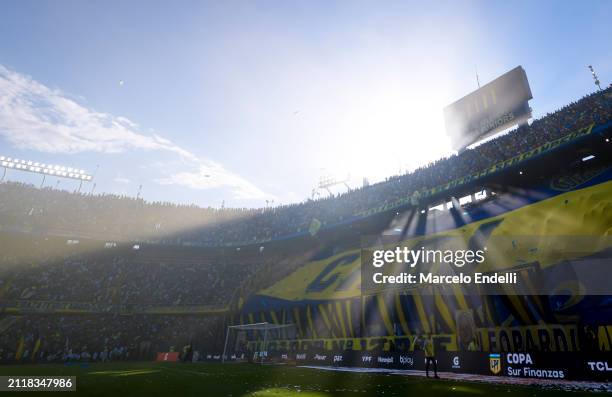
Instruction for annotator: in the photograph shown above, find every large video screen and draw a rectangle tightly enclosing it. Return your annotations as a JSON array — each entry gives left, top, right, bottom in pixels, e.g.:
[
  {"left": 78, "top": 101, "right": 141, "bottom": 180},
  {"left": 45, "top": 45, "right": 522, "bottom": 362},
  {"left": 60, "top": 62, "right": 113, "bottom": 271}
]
[{"left": 444, "top": 66, "right": 533, "bottom": 149}]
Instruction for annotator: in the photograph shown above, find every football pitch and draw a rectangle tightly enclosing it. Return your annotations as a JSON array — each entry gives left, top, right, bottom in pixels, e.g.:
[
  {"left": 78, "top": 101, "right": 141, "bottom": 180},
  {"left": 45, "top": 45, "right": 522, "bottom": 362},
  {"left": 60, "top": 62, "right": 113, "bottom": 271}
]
[{"left": 0, "top": 362, "right": 601, "bottom": 397}]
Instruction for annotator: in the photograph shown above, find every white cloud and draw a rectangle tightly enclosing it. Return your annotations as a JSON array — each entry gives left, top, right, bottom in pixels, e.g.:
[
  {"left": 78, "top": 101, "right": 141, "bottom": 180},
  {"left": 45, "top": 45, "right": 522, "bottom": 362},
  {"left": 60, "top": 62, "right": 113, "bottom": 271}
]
[
  {"left": 113, "top": 176, "right": 132, "bottom": 185},
  {"left": 156, "top": 161, "right": 268, "bottom": 200},
  {"left": 0, "top": 64, "right": 268, "bottom": 200}
]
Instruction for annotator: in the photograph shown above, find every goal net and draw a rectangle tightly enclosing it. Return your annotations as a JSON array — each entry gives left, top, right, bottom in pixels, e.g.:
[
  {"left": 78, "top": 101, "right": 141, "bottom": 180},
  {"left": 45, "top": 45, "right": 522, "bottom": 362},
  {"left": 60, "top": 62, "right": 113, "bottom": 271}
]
[{"left": 222, "top": 322, "right": 296, "bottom": 364}]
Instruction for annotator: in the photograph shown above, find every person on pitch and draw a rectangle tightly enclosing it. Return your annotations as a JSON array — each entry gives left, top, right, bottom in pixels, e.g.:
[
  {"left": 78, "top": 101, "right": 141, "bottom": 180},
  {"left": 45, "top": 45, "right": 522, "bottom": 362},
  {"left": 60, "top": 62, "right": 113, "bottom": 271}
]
[{"left": 422, "top": 333, "right": 439, "bottom": 379}]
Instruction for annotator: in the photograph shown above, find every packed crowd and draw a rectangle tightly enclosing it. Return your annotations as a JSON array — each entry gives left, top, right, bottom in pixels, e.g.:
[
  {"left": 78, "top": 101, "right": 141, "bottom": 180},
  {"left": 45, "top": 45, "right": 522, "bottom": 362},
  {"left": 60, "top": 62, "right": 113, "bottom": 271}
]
[
  {"left": 1, "top": 251, "right": 264, "bottom": 306},
  {"left": 0, "top": 235, "right": 313, "bottom": 364},
  {"left": 0, "top": 314, "right": 222, "bottom": 363},
  {"left": 0, "top": 87, "right": 610, "bottom": 246}
]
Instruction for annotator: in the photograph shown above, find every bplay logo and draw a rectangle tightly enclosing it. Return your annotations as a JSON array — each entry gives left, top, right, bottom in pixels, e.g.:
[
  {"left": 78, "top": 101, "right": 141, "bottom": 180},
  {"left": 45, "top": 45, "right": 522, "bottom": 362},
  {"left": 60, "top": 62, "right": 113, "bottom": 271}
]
[
  {"left": 587, "top": 361, "right": 612, "bottom": 372},
  {"left": 399, "top": 355, "right": 413, "bottom": 366},
  {"left": 452, "top": 356, "right": 461, "bottom": 369}
]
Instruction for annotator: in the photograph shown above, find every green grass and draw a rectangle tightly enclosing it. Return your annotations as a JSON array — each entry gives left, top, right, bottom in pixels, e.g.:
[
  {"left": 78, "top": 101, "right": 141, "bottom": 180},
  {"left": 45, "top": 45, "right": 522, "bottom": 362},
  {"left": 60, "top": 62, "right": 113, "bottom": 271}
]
[{"left": 0, "top": 362, "right": 594, "bottom": 397}]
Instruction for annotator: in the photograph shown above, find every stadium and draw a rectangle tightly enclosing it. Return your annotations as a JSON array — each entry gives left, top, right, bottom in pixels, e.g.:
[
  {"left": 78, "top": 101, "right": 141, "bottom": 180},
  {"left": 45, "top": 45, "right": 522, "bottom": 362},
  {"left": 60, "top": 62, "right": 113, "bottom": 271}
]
[{"left": 1, "top": 2, "right": 611, "bottom": 396}]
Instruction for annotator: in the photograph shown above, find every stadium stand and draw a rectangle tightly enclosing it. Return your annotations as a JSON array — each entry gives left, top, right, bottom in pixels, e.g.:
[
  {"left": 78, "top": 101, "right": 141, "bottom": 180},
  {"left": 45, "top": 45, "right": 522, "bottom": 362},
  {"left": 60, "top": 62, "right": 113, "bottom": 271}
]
[
  {"left": 0, "top": 87, "right": 611, "bottom": 380},
  {"left": 0, "top": 87, "right": 610, "bottom": 246}
]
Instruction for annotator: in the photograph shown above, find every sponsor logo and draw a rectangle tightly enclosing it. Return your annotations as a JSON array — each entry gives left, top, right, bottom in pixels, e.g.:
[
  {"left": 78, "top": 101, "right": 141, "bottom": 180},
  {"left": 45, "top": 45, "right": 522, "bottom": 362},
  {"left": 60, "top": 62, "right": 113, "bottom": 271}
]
[
  {"left": 479, "top": 111, "right": 515, "bottom": 134},
  {"left": 587, "top": 361, "right": 612, "bottom": 372},
  {"left": 333, "top": 355, "right": 343, "bottom": 363},
  {"left": 212, "top": 354, "right": 221, "bottom": 360},
  {"left": 399, "top": 355, "right": 413, "bottom": 366},
  {"left": 296, "top": 353, "right": 307, "bottom": 360},
  {"left": 507, "top": 367, "right": 565, "bottom": 379},
  {"left": 377, "top": 356, "right": 394, "bottom": 364},
  {"left": 313, "top": 354, "right": 327, "bottom": 361},
  {"left": 361, "top": 355, "right": 373, "bottom": 363},
  {"left": 505, "top": 353, "right": 565, "bottom": 379},
  {"left": 489, "top": 353, "right": 501, "bottom": 374},
  {"left": 281, "top": 354, "right": 288, "bottom": 360},
  {"left": 506, "top": 353, "right": 533, "bottom": 365},
  {"left": 452, "top": 356, "right": 460, "bottom": 369}
]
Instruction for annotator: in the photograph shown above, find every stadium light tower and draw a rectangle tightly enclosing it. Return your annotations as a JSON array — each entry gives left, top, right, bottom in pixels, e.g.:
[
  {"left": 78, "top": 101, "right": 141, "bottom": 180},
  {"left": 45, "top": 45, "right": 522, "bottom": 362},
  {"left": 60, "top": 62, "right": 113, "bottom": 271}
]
[
  {"left": 588, "top": 65, "right": 602, "bottom": 91},
  {"left": 314, "top": 171, "right": 350, "bottom": 197},
  {"left": 0, "top": 156, "right": 94, "bottom": 191}
]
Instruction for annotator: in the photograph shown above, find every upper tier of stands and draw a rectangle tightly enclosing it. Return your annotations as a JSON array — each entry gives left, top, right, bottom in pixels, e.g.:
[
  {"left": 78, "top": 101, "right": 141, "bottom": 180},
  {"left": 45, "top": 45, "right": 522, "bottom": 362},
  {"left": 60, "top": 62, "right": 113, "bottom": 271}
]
[{"left": 0, "top": 87, "right": 611, "bottom": 246}]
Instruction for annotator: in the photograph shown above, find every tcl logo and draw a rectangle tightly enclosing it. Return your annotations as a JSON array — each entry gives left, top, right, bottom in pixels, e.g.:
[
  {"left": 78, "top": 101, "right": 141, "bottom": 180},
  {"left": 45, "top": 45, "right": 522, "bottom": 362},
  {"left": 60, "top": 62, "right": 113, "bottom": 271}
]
[
  {"left": 587, "top": 361, "right": 612, "bottom": 372},
  {"left": 506, "top": 353, "right": 533, "bottom": 365}
]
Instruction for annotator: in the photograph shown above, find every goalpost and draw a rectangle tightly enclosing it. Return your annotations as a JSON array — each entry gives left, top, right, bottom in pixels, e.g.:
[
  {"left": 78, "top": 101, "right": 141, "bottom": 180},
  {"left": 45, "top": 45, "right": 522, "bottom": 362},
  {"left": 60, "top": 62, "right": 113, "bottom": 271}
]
[{"left": 222, "top": 322, "right": 296, "bottom": 364}]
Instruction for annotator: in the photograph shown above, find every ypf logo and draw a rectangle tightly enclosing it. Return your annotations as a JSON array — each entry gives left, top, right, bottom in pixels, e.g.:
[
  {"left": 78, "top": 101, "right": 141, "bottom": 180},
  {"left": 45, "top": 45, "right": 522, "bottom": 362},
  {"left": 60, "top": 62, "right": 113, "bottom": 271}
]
[{"left": 361, "top": 355, "right": 372, "bottom": 363}]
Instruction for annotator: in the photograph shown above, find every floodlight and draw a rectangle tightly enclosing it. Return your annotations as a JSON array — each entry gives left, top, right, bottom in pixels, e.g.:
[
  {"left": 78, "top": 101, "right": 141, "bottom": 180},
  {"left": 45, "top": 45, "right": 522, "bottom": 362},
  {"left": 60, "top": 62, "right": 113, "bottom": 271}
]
[
  {"left": 582, "top": 155, "right": 595, "bottom": 162},
  {"left": 1, "top": 155, "right": 94, "bottom": 183}
]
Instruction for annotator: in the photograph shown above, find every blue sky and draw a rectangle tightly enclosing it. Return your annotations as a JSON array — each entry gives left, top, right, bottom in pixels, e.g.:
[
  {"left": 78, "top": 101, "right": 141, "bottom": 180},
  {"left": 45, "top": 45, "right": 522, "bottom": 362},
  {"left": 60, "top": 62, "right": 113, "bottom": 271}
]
[{"left": 1, "top": 0, "right": 610, "bottom": 208}]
